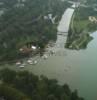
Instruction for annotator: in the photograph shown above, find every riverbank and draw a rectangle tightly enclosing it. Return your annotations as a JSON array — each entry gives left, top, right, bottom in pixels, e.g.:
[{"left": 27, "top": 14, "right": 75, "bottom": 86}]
[
  {"left": 0, "top": 3, "right": 76, "bottom": 65},
  {"left": 0, "top": 3, "right": 77, "bottom": 81},
  {"left": 0, "top": 0, "right": 72, "bottom": 62},
  {"left": 0, "top": 68, "right": 84, "bottom": 100},
  {"left": 65, "top": 5, "right": 97, "bottom": 50}
]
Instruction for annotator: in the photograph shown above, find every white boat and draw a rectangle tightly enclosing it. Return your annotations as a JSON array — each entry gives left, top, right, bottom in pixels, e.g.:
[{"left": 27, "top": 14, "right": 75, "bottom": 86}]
[
  {"left": 16, "top": 61, "right": 21, "bottom": 65},
  {"left": 19, "top": 65, "right": 25, "bottom": 68},
  {"left": 50, "top": 50, "right": 55, "bottom": 54},
  {"left": 33, "top": 60, "right": 38, "bottom": 65},
  {"left": 42, "top": 55, "right": 48, "bottom": 59},
  {"left": 27, "top": 60, "right": 32, "bottom": 63},
  {"left": 29, "top": 62, "right": 34, "bottom": 65}
]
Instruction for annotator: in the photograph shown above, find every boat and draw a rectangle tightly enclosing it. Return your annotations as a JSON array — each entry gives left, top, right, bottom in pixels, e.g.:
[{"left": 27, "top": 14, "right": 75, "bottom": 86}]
[
  {"left": 27, "top": 60, "right": 32, "bottom": 63},
  {"left": 42, "top": 55, "right": 48, "bottom": 59},
  {"left": 16, "top": 61, "right": 21, "bottom": 65},
  {"left": 29, "top": 62, "right": 34, "bottom": 65},
  {"left": 19, "top": 65, "right": 25, "bottom": 68},
  {"left": 33, "top": 60, "right": 38, "bottom": 65},
  {"left": 50, "top": 50, "right": 55, "bottom": 55}
]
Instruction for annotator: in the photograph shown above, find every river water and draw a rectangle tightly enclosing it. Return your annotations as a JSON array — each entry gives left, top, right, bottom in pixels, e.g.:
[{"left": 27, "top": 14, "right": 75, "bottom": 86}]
[
  {"left": 2, "top": 4, "right": 97, "bottom": 100},
  {"left": 0, "top": 10, "right": 4, "bottom": 16}
]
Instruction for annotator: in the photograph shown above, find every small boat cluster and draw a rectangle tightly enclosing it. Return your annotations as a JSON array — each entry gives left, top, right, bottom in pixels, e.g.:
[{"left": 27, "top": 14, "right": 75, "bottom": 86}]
[
  {"left": 27, "top": 59, "right": 38, "bottom": 65},
  {"left": 15, "top": 50, "right": 56, "bottom": 68},
  {"left": 15, "top": 59, "right": 38, "bottom": 68}
]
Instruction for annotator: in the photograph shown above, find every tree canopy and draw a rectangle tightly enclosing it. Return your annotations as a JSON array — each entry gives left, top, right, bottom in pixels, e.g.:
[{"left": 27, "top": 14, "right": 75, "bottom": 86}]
[
  {"left": 0, "top": 0, "right": 70, "bottom": 62},
  {"left": 0, "top": 68, "right": 84, "bottom": 100}
]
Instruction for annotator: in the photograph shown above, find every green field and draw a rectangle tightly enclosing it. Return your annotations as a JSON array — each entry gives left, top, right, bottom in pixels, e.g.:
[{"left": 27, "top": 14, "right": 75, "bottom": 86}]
[{"left": 65, "top": 6, "right": 97, "bottom": 50}]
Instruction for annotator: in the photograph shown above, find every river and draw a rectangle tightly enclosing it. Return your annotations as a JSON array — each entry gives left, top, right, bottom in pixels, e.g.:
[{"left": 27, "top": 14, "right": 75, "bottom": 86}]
[
  {"left": 2, "top": 4, "right": 97, "bottom": 100},
  {"left": 0, "top": 10, "right": 4, "bottom": 16}
]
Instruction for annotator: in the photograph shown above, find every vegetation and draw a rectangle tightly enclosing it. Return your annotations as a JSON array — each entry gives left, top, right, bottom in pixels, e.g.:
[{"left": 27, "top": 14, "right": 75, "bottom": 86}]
[
  {"left": 0, "top": 84, "right": 30, "bottom": 100},
  {"left": 0, "top": 68, "right": 84, "bottom": 100},
  {"left": 65, "top": 3, "right": 97, "bottom": 50},
  {"left": 0, "top": 0, "right": 17, "bottom": 9},
  {"left": 0, "top": 0, "right": 71, "bottom": 62},
  {"left": 85, "top": 0, "right": 97, "bottom": 5}
]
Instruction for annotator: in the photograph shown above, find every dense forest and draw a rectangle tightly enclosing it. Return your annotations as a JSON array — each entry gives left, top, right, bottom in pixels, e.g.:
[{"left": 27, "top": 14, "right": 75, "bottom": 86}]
[
  {"left": 86, "top": 0, "right": 97, "bottom": 5},
  {"left": 0, "top": 0, "right": 70, "bottom": 62},
  {"left": 0, "top": 0, "right": 18, "bottom": 8},
  {"left": 0, "top": 68, "right": 84, "bottom": 100}
]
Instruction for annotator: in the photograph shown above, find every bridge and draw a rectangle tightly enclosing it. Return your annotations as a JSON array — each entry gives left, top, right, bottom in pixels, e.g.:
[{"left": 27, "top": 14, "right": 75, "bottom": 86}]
[{"left": 57, "top": 32, "right": 68, "bottom": 37}]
